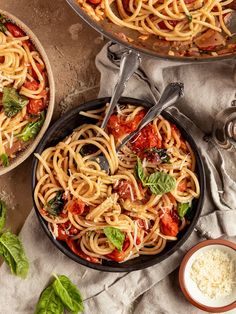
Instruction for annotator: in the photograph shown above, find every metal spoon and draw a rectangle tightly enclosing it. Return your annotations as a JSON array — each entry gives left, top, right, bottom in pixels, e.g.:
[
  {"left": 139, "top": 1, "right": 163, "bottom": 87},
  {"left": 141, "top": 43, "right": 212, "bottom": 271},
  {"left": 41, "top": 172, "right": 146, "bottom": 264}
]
[
  {"left": 101, "top": 49, "right": 141, "bottom": 129},
  {"left": 96, "top": 82, "right": 184, "bottom": 172}
]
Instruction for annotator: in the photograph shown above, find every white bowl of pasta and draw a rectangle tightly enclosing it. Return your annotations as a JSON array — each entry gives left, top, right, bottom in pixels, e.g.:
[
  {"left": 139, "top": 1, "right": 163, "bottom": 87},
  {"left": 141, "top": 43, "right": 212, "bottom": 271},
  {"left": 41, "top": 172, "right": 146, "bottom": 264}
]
[
  {"left": 0, "top": 10, "right": 55, "bottom": 175},
  {"left": 32, "top": 97, "right": 205, "bottom": 272}
]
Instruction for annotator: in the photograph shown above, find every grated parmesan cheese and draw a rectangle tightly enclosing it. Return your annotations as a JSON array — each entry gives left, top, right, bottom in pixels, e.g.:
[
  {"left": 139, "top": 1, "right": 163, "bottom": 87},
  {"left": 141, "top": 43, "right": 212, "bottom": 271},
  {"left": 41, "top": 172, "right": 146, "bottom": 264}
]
[{"left": 190, "top": 249, "right": 236, "bottom": 299}]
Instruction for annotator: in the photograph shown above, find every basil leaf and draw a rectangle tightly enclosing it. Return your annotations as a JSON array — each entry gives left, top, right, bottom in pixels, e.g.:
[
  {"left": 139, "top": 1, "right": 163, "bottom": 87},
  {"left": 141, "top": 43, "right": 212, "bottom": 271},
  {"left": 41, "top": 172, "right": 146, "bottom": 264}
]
[
  {"left": 177, "top": 202, "right": 190, "bottom": 218},
  {"left": 146, "top": 172, "right": 176, "bottom": 195},
  {"left": 104, "top": 226, "right": 125, "bottom": 252},
  {"left": 52, "top": 275, "right": 84, "bottom": 313},
  {"left": 186, "top": 14, "right": 192, "bottom": 23},
  {"left": 0, "top": 22, "right": 6, "bottom": 33},
  {"left": 3, "top": 87, "right": 29, "bottom": 117},
  {"left": 0, "top": 231, "right": 29, "bottom": 278},
  {"left": 35, "top": 285, "right": 64, "bottom": 314},
  {"left": 135, "top": 157, "right": 146, "bottom": 184},
  {"left": 0, "top": 200, "right": 7, "bottom": 231},
  {"left": 46, "top": 190, "right": 64, "bottom": 216},
  {"left": 17, "top": 112, "right": 45, "bottom": 142},
  {"left": 0, "top": 15, "right": 6, "bottom": 33},
  {"left": 0, "top": 153, "right": 9, "bottom": 167}
]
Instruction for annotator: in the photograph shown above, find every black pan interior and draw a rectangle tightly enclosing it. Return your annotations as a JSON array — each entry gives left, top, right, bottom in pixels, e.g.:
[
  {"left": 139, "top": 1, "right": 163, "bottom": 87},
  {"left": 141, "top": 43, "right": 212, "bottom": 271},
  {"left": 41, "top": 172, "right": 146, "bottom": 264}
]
[{"left": 32, "top": 97, "right": 205, "bottom": 272}]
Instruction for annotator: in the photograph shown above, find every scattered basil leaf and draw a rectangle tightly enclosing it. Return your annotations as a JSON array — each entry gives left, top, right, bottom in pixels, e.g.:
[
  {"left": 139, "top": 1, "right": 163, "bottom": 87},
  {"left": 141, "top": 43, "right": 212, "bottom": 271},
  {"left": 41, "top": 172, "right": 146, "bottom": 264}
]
[
  {"left": 144, "top": 148, "right": 170, "bottom": 163},
  {"left": 104, "top": 226, "right": 125, "bottom": 252},
  {"left": 52, "top": 275, "right": 84, "bottom": 313},
  {"left": 177, "top": 202, "right": 190, "bottom": 218},
  {"left": 34, "top": 285, "right": 64, "bottom": 314},
  {"left": 2, "top": 87, "right": 29, "bottom": 117},
  {"left": 135, "top": 157, "right": 146, "bottom": 185},
  {"left": 17, "top": 112, "right": 45, "bottom": 142},
  {"left": 46, "top": 190, "right": 64, "bottom": 216},
  {"left": 146, "top": 172, "right": 176, "bottom": 195},
  {"left": 0, "top": 231, "right": 29, "bottom": 278},
  {"left": 0, "top": 200, "right": 7, "bottom": 232},
  {"left": 0, "top": 153, "right": 9, "bottom": 167}
]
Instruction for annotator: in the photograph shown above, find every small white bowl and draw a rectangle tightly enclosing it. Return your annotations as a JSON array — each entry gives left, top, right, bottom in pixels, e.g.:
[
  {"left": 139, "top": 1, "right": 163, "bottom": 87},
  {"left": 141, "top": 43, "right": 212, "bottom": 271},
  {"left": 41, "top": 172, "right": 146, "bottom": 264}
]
[
  {"left": 179, "top": 239, "right": 236, "bottom": 313},
  {"left": 0, "top": 10, "right": 55, "bottom": 175}
]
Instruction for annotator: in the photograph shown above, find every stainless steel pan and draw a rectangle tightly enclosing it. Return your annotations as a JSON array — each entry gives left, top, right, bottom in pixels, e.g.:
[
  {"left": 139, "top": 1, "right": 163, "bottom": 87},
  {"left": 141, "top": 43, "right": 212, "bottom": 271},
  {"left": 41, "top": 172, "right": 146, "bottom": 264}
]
[{"left": 66, "top": 0, "right": 236, "bottom": 62}]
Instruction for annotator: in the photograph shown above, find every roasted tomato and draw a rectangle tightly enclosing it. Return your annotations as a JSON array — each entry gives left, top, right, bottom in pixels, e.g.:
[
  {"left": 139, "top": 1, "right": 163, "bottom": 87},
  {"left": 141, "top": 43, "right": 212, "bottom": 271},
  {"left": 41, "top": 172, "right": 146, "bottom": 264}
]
[
  {"left": 66, "top": 199, "right": 85, "bottom": 215},
  {"left": 113, "top": 180, "right": 135, "bottom": 201},
  {"left": 107, "top": 110, "right": 145, "bottom": 139},
  {"left": 56, "top": 225, "right": 68, "bottom": 241},
  {"left": 160, "top": 211, "right": 179, "bottom": 237},
  {"left": 27, "top": 99, "right": 46, "bottom": 115},
  {"left": 158, "top": 20, "right": 179, "bottom": 30},
  {"left": 178, "top": 179, "right": 187, "bottom": 192},
  {"left": 28, "top": 63, "right": 44, "bottom": 80},
  {"left": 5, "top": 22, "right": 25, "bottom": 37},
  {"left": 66, "top": 238, "right": 99, "bottom": 263},
  {"left": 24, "top": 80, "right": 39, "bottom": 91},
  {"left": 56, "top": 221, "right": 79, "bottom": 240},
  {"left": 131, "top": 124, "right": 162, "bottom": 153},
  {"left": 106, "top": 237, "right": 130, "bottom": 262},
  {"left": 88, "top": 0, "right": 101, "bottom": 3}
]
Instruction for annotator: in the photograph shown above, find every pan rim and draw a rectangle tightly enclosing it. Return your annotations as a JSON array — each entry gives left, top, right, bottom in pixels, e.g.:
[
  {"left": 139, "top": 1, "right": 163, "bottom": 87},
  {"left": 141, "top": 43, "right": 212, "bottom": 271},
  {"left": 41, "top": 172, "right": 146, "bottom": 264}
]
[{"left": 65, "top": 0, "right": 236, "bottom": 63}]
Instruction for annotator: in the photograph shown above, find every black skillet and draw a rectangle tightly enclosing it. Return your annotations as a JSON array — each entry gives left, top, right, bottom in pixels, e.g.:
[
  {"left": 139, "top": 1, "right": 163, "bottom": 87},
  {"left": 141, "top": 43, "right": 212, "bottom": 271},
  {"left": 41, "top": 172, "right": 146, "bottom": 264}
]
[{"left": 31, "top": 97, "right": 205, "bottom": 272}]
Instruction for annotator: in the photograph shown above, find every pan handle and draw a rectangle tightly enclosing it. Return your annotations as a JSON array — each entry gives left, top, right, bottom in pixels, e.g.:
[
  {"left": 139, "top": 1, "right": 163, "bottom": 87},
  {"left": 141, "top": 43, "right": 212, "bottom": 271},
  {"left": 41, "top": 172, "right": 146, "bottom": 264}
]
[{"left": 101, "top": 50, "right": 141, "bottom": 129}]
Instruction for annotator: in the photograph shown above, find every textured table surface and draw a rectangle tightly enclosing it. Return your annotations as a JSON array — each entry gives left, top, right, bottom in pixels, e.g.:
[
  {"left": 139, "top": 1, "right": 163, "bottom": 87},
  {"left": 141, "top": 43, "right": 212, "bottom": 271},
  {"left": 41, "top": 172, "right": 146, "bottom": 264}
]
[{"left": 1, "top": 0, "right": 105, "bottom": 233}]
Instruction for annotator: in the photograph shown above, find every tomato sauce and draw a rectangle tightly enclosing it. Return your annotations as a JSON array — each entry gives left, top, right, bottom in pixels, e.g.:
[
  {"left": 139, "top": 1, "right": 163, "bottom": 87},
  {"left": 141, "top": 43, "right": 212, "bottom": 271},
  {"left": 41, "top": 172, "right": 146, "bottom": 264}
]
[{"left": 107, "top": 110, "right": 145, "bottom": 139}]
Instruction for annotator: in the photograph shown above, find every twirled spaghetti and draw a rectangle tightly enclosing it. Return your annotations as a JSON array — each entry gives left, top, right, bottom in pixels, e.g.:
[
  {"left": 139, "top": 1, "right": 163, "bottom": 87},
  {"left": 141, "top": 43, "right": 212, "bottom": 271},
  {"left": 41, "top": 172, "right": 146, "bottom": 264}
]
[
  {"left": 34, "top": 105, "right": 200, "bottom": 264},
  {"left": 0, "top": 15, "right": 49, "bottom": 167},
  {"left": 77, "top": 0, "right": 236, "bottom": 56}
]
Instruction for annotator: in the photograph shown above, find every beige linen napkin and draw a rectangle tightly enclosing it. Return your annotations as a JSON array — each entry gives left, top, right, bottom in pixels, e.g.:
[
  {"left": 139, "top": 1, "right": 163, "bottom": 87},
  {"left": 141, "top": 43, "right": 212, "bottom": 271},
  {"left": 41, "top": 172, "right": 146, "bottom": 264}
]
[{"left": 0, "top": 43, "right": 236, "bottom": 314}]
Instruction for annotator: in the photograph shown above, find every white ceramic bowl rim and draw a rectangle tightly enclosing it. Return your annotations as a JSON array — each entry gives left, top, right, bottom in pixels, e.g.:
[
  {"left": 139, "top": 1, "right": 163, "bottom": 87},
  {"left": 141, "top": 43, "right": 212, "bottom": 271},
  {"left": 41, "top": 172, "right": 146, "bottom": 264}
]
[{"left": 179, "top": 239, "right": 236, "bottom": 313}]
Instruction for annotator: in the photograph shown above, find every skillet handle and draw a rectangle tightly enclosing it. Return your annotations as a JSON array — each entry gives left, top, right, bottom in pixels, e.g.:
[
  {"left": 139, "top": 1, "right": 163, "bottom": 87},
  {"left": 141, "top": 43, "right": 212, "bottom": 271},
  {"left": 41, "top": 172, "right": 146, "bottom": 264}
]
[{"left": 101, "top": 50, "right": 141, "bottom": 129}]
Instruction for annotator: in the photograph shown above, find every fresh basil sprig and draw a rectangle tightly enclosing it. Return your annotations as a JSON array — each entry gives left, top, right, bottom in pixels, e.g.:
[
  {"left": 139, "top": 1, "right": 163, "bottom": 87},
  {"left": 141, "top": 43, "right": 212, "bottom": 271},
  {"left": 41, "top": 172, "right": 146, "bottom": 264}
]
[
  {"left": 146, "top": 172, "right": 176, "bottom": 195},
  {"left": 104, "top": 226, "right": 125, "bottom": 251},
  {"left": 35, "top": 285, "right": 64, "bottom": 314},
  {"left": 0, "top": 199, "right": 29, "bottom": 278},
  {"left": 35, "top": 274, "right": 84, "bottom": 314},
  {"left": 3, "top": 87, "right": 29, "bottom": 117},
  {"left": 135, "top": 157, "right": 176, "bottom": 195},
  {"left": 53, "top": 275, "right": 84, "bottom": 313},
  {"left": 0, "top": 231, "right": 29, "bottom": 278},
  {"left": 0, "top": 153, "right": 9, "bottom": 167},
  {"left": 17, "top": 111, "right": 45, "bottom": 142},
  {"left": 177, "top": 202, "right": 190, "bottom": 218},
  {"left": 0, "top": 200, "right": 7, "bottom": 231},
  {"left": 46, "top": 190, "right": 64, "bottom": 216},
  {"left": 135, "top": 157, "right": 146, "bottom": 185}
]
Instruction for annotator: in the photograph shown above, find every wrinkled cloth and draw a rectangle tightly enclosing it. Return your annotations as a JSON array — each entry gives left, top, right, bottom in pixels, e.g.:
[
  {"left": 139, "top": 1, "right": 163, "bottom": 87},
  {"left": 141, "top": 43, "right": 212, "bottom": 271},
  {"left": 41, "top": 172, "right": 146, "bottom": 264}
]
[{"left": 0, "top": 43, "right": 236, "bottom": 314}]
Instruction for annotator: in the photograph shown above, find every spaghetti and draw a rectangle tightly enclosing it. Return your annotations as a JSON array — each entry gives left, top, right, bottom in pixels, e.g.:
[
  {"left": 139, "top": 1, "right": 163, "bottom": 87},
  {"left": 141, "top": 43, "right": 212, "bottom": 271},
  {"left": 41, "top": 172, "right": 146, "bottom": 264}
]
[
  {"left": 0, "top": 15, "right": 49, "bottom": 167},
  {"left": 77, "top": 0, "right": 235, "bottom": 56},
  {"left": 34, "top": 105, "right": 200, "bottom": 264}
]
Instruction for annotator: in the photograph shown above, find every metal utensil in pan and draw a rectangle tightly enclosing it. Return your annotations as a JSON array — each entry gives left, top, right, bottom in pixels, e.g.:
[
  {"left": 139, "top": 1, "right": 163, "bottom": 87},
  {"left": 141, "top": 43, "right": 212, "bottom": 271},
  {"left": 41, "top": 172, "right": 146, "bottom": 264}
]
[
  {"left": 101, "top": 50, "right": 141, "bottom": 129},
  {"left": 66, "top": 0, "right": 236, "bottom": 62},
  {"left": 89, "top": 82, "right": 184, "bottom": 172}
]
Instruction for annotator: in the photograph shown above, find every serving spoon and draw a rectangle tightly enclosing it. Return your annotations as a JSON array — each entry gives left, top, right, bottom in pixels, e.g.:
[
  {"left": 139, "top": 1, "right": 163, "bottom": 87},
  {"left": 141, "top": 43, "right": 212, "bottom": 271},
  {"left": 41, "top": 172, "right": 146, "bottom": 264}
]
[{"left": 93, "top": 82, "right": 184, "bottom": 173}]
